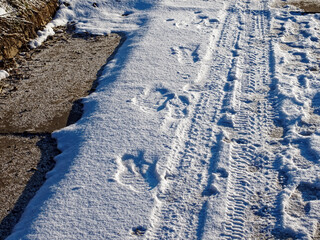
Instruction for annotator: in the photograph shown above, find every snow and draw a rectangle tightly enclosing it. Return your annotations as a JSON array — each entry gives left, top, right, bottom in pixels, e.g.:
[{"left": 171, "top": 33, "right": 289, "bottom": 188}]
[
  {"left": 29, "top": 24, "right": 55, "bottom": 49},
  {"left": 8, "top": 0, "right": 320, "bottom": 239},
  {"left": 0, "top": 7, "right": 6, "bottom": 16},
  {"left": 29, "top": 0, "right": 152, "bottom": 47},
  {"left": 0, "top": 70, "right": 9, "bottom": 80}
]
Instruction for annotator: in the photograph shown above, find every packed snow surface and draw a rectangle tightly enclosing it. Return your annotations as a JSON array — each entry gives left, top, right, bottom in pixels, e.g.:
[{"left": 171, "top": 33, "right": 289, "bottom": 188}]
[{"left": 8, "top": 0, "right": 320, "bottom": 239}]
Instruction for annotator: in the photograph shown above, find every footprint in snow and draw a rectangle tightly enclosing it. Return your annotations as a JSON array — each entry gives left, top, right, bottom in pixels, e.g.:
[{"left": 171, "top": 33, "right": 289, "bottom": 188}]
[
  {"left": 115, "top": 150, "right": 159, "bottom": 193},
  {"left": 166, "top": 10, "right": 219, "bottom": 31},
  {"left": 171, "top": 45, "right": 200, "bottom": 64},
  {"left": 133, "top": 87, "right": 190, "bottom": 120}
]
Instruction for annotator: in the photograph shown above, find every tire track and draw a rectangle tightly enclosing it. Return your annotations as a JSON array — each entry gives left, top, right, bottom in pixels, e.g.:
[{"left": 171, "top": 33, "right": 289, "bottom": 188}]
[
  {"left": 146, "top": 1, "right": 247, "bottom": 239},
  {"left": 147, "top": 0, "right": 286, "bottom": 238},
  {"left": 219, "top": 1, "right": 283, "bottom": 239}
]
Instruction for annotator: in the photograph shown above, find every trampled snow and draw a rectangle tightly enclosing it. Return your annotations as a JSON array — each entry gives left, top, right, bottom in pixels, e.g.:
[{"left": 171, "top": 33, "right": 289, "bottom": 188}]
[{"left": 8, "top": 0, "right": 320, "bottom": 239}]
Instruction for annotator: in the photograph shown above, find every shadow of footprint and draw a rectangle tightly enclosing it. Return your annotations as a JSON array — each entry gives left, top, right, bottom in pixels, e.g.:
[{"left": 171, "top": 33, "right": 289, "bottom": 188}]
[
  {"left": 312, "top": 92, "right": 320, "bottom": 115},
  {"left": 172, "top": 95, "right": 190, "bottom": 119},
  {"left": 156, "top": 88, "right": 175, "bottom": 111},
  {"left": 116, "top": 150, "right": 159, "bottom": 192},
  {"left": 297, "top": 182, "right": 320, "bottom": 201}
]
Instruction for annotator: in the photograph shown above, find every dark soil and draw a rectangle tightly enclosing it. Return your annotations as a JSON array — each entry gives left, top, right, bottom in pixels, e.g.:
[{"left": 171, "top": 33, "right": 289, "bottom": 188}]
[{"left": 0, "top": 27, "right": 122, "bottom": 239}]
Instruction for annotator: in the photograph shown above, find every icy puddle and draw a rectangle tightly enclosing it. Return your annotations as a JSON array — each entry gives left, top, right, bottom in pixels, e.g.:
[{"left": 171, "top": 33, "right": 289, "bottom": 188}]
[{"left": 0, "top": 28, "right": 121, "bottom": 238}]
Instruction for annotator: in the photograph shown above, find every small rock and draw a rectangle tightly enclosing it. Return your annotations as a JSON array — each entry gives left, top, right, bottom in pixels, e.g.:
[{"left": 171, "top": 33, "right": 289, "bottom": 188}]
[{"left": 309, "top": 65, "right": 319, "bottom": 71}]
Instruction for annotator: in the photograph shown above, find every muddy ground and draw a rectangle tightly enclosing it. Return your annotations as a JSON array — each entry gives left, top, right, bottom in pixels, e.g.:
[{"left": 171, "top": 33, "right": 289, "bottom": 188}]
[{"left": 0, "top": 28, "right": 121, "bottom": 239}]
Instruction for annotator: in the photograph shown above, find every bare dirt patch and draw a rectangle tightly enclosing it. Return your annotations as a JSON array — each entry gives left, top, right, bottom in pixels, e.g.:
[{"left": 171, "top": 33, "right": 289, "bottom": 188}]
[
  {"left": 0, "top": 133, "right": 58, "bottom": 239},
  {"left": 274, "top": 0, "right": 320, "bottom": 13},
  {"left": 0, "top": 27, "right": 122, "bottom": 239},
  {"left": 289, "top": 1, "right": 320, "bottom": 13},
  {"left": 0, "top": 27, "right": 121, "bottom": 133}
]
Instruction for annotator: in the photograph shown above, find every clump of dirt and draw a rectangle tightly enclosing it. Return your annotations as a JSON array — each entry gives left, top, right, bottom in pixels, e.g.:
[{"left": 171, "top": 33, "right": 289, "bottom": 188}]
[
  {"left": 0, "top": 27, "right": 122, "bottom": 239},
  {"left": 0, "top": 0, "right": 59, "bottom": 61}
]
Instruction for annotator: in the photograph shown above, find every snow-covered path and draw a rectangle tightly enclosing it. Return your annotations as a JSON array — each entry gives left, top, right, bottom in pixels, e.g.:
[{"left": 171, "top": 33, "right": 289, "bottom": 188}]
[{"left": 8, "top": 0, "right": 320, "bottom": 239}]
